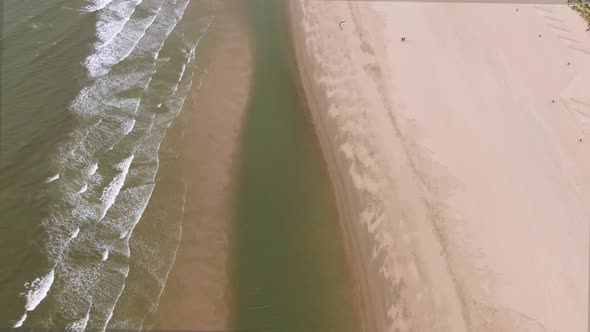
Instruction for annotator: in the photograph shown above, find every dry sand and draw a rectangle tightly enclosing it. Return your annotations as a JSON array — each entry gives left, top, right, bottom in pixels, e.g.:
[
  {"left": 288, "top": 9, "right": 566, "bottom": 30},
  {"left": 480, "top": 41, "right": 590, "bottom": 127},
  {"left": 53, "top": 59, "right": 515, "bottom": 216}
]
[
  {"left": 291, "top": 1, "right": 590, "bottom": 331},
  {"left": 153, "top": 1, "right": 253, "bottom": 330}
]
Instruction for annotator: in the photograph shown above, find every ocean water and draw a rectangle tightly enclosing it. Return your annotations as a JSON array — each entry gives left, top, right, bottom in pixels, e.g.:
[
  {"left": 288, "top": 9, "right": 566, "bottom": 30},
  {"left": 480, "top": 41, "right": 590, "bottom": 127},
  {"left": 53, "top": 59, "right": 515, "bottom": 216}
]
[{"left": 0, "top": 0, "right": 214, "bottom": 329}]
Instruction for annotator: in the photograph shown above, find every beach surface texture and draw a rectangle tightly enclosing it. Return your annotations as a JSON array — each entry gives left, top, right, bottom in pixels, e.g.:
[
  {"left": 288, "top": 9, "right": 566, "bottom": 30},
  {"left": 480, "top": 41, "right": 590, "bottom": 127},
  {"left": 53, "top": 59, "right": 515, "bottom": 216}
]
[
  {"left": 154, "top": 2, "right": 253, "bottom": 329},
  {"left": 291, "top": 2, "right": 590, "bottom": 331}
]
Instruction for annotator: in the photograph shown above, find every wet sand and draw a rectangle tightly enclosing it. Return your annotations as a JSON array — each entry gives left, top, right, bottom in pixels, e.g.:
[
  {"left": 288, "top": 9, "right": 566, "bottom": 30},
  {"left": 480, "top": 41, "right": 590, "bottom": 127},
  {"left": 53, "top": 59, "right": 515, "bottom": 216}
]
[
  {"left": 289, "top": 3, "right": 390, "bottom": 332},
  {"left": 291, "top": 1, "right": 590, "bottom": 332},
  {"left": 153, "top": 1, "right": 253, "bottom": 329}
]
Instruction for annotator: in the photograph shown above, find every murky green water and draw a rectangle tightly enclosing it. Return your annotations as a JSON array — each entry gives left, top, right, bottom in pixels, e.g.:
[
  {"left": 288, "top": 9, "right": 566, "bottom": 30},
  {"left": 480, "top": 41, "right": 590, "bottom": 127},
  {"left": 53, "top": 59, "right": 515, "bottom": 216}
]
[
  {"left": 233, "top": 1, "right": 362, "bottom": 331},
  {"left": 0, "top": 0, "right": 213, "bottom": 328}
]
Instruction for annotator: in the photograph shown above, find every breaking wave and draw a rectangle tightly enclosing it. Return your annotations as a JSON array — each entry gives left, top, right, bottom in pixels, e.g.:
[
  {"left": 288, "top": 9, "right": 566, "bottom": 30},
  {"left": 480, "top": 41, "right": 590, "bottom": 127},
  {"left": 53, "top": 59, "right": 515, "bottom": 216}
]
[{"left": 13, "top": 0, "right": 214, "bottom": 329}]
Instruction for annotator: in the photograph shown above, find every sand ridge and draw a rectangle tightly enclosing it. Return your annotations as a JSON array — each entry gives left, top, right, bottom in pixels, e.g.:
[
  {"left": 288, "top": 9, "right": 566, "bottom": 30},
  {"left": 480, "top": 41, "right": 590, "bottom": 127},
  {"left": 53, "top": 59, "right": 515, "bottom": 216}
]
[
  {"left": 153, "top": 1, "right": 253, "bottom": 329},
  {"left": 291, "top": 1, "right": 590, "bottom": 331}
]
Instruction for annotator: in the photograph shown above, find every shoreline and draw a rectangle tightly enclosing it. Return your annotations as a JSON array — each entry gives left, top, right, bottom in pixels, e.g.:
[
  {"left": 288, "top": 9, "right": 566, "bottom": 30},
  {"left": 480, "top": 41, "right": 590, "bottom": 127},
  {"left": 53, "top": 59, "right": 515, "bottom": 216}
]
[
  {"left": 290, "top": 1, "right": 589, "bottom": 331},
  {"left": 288, "top": 3, "right": 390, "bottom": 332},
  {"left": 153, "top": 1, "right": 254, "bottom": 329}
]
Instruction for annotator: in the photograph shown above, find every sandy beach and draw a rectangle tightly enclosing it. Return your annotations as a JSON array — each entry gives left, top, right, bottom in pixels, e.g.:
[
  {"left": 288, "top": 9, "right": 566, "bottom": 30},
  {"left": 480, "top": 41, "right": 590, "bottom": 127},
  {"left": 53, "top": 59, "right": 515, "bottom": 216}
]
[
  {"left": 153, "top": 1, "right": 253, "bottom": 330},
  {"left": 291, "top": 1, "right": 590, "bottom": 331}
]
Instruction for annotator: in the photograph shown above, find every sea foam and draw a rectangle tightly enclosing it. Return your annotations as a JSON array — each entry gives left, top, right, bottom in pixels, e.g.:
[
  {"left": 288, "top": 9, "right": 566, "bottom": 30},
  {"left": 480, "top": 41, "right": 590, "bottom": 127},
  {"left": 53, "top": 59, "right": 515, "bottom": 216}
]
[
  {"left": 66, "top": 309, "right": 90, "bottom": 332},
  {"left": 46, "top": 174, "right": 60, "bottom": 183},
  {"left": 85, "top": 1, "right": 158, "bottom": 77},
  {"left": 12, "top": 313, "right": 27, "bottom": 328},
  {"left": 26, "top": 0, "right": 213, "bottom": 328},
  {"left": 71, "top": 227, "right": 80, "bottom": 239},
  {"left": 87, "top": 163, "right": 99, "bottom": 176},
  {"left": 101, "top": 249, "right": 110, "bottom": 262},
  {"left": 99, "top": 155, "right": 134, "bottom": 220},
  {"left": 82, "top": 0, "right": 115, "bottom": 12},
  {"left": 22, "top": 269, "right": 55, "bottom": 312},
  {"left": 78, "top": 183, "right": 88, "bottom": 194}
]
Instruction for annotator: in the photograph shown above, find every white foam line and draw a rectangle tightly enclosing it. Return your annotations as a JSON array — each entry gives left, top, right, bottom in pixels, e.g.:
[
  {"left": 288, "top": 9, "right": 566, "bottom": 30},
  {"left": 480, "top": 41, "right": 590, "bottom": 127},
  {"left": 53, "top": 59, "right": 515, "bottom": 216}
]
[
  {"left": 13, "top": 312, "right": 27, "bottom": 328},
  {"left": 101, "top": 249, "right": 109, "bottom": 262},
  {"left": 123, "top": 118, "right": 136, "bottom": 135},
  {"left": 21, "top": 269, "right": 55, "bottom": 312},
  {"left": 66, "top": 308, "right": 90, "bottom": 332},
  {"left": 45, "top": 174, "right": 60, "bottom": 183},
  {"left": 118, "top": 184, "right": 157, "bottom": 258},
  {"left": 87, "top": 163, "right": 99, "bottom": 176},
  {"left": 33, "top": 4, "right": 213, "bottom": 329},
  {"left": 166, "top": 14, "right": 212, "bottom": 100},
  {"left": 132, "top": 76, "right": 153, "bottom": 116},
  {"left": 94, "top": 0, "right": 143, "bottom": 47},
  {"left": 71, "top": 227, "right": 80, "bottom": 239},
  {"left": 100, "top": 266, "right": 130, "bottom": 331},
  {"left": 169, "top": 61, "right": 189, "bottom": 95},
  {"left": 99, "top": 155, "right": 134, "bottom": 220},
  {"left": 82, "top": 0, "right": 115, "bottom": 12},
  {"left": 178, "top": 63, "right": 187, "bottom": 82},
  {"left": 86, "top": 4, "right": 158, "bottom": 77},
  {"left": 96, "top": 14, "right": 132, "bottom": 49},
  {"left": 103, "top": 54, "right": 196, "bottom": 324},
  {"left": 149, "top": 0, "right": 191, "bottom": 60},
  {"left": 111, "top": 8, "right": 160, "bottom": 58},
  {"left": 78, "top": 183, "right": 88, "bottom": 194}
]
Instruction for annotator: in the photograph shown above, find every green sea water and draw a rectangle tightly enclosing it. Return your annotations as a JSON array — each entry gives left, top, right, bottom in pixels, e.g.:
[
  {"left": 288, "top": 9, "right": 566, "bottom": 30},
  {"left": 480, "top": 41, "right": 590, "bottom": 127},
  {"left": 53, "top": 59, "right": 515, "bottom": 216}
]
[
  {"left": 233, "top": 1, "right": 363, "bottom": 331},
  {"left": 0, "top": 0, "right": 214, "bottom": 328}
]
